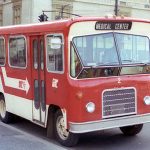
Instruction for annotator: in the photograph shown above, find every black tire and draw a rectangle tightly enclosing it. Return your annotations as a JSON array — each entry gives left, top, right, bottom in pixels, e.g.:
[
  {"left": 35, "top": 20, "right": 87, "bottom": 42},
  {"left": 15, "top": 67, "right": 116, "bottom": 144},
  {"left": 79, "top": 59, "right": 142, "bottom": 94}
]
[
  {"left": 54, "top": 109, "right": 79, "bottom": 147},
  {"left": 120, "top": 124, "right": 143, "bottom": 136},
  {"left": 0, "top": 95, "right": 14, "bottom": 123}
]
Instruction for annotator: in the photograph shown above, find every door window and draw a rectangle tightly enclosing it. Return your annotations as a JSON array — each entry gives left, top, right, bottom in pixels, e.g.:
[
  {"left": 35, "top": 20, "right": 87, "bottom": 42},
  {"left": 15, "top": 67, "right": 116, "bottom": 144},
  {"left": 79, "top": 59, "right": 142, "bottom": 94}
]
[
  {"left": 41, "top": 80, "right": 46, "bottom": 111},
  {"left": 40, "top": 39, "right": 44, "bottom": 70},
  {"left": 33, "top": 39, "right": 38, "bottom": 69},
  {"left": 34, "top": 80, "right": 40, "bottom": 109}
]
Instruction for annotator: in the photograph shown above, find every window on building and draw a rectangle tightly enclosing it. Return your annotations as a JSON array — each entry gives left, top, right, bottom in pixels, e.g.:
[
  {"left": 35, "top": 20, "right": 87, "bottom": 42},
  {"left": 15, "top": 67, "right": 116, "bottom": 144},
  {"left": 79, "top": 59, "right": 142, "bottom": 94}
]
[
  {"left": 120, "top": 1, "right": 127, "bottom": 6},
  {"left": 52, "top": 0, "right": 73, "bottom": 20},
  {"left": 13, "top": 0, "right": 22, "bottom": 24},
  {"left": 0, "top": 6, "right": 3, "bottom": 26},
  {"left": 46, "top": 34, "right": 64, "bottom": 72},
  {"left": 0, "top": 38, "right": 5, "bottom": 65},
  {"left": 9, "top": 36, "right": 26, "bottom": 68}
]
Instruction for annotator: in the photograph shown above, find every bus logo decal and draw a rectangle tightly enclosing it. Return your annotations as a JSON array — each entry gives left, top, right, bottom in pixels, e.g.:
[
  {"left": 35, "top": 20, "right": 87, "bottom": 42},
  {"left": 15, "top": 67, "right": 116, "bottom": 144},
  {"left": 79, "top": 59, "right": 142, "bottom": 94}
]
[
  {"left": 52, "top": 78, "right": 58, "bottom": 88},
  {"left": 1, "top": 67, "right": 30, "bottom": 94},
  {"left": 118, "top": 78, "right": 121, "bottom": 84}
]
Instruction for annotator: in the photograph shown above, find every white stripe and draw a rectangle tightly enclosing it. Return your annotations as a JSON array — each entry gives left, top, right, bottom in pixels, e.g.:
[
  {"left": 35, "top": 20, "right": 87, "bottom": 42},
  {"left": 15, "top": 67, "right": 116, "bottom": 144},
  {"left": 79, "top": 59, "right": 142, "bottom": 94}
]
[{"left": 1, "top": 67, "right": 30, "bottom": 94}]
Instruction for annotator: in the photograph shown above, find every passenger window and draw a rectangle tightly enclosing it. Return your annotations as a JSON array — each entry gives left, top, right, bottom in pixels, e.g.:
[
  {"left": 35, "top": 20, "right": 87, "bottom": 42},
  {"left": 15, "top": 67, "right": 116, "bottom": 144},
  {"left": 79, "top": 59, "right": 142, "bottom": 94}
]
[
  {"left": 0, "top": 38, "right": 5, "bottom": 66},
  {"left": 46, "top": 35, "right": 63, "bottom": 72},
  {"left": 9, "top": 36, "right": 26, "bottom": 68}
]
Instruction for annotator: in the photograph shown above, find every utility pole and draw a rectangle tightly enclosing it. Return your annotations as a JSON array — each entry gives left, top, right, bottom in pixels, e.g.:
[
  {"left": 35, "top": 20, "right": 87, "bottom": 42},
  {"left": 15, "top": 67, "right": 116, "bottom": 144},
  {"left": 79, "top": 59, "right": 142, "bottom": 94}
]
[{"left": 114, "top": 0, "right": 119, "bottom": 16}]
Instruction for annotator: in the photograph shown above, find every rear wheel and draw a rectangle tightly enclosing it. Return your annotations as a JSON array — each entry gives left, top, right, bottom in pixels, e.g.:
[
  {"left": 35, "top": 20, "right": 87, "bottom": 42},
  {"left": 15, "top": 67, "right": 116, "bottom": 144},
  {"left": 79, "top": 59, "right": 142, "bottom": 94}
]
[
  {"left": 120, "top": 124, "right": 143, "bottom": 136},
  {"left": 0, "top": 95, "right": 13, "bottom": 123},
  {"left": 54, "top": 109, "right": 79, "bottom": 147}
]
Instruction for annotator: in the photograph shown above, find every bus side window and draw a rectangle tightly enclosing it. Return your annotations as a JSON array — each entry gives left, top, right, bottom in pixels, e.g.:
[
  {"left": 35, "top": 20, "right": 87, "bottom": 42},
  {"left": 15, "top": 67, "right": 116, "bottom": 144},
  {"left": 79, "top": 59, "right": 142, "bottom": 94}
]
[
  {"left": 46, "top": 34, "right": 64, "bottom": 72},
  {"left": 0, "top": 37, "right": 5, "bottom": 66},
  {"left": 9, "top": 36, "right": 26, "bottom": 68}
]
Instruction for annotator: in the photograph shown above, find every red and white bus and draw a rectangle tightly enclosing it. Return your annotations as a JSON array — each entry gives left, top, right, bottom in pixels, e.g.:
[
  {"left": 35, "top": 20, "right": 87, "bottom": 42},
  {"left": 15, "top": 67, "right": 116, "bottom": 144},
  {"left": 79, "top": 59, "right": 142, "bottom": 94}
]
[{"left": 0, "top": 16, "right": 150, "bottom": 147}]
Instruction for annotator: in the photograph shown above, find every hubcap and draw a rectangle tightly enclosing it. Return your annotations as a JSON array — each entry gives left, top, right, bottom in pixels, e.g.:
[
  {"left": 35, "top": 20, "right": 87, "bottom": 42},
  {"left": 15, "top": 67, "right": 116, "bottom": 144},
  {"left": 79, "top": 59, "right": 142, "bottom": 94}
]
[
  {"left": 0, "top": 99, "right": 6, "bottom": 118},
  {"left": 56, "top": 115, "right": 69, "bottom": 140}
]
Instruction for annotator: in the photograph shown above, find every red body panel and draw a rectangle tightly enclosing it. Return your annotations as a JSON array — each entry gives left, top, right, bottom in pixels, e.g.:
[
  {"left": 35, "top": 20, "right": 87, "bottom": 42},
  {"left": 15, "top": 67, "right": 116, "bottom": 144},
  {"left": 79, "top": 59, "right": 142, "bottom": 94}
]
[
  {"left": 67, "top": 75, "right": 150, "bottom": 122},
  {"left": 0, "top": 17, "right": 150, "bottom": 125}
]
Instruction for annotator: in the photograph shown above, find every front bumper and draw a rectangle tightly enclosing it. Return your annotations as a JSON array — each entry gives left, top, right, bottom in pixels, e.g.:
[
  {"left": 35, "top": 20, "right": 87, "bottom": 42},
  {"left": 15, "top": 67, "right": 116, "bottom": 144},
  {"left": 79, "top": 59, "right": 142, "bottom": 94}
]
[{"left": 69, "top": 113, "right": 150, "bottom": 133}]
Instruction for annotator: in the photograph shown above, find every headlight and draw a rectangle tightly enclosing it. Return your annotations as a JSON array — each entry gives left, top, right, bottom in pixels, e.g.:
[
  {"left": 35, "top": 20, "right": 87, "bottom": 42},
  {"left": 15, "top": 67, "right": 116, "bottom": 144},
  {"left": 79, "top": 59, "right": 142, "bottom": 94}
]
[
  {"left": 86, "top": 102, "right": 95, "bottom": 113},
  {"left": 144, "top": 96, "right": 150, "bottom": 105}
]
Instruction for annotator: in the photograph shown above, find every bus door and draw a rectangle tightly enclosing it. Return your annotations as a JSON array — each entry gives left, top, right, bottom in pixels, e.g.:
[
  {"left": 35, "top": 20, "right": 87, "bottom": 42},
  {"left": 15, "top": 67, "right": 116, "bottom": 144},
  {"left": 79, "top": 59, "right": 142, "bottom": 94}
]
[{"left": 31, "top": 36, "right": 46, "bottom": 124}]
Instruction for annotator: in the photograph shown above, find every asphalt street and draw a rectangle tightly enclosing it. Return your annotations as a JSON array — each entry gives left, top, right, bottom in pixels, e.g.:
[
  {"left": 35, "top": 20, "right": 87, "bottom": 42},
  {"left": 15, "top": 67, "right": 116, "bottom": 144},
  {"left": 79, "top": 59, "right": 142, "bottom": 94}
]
[
  {"left": 0, "top": 120, "right": 66, "bottom": 150},
  {"left": 0, "top": 119, "right": 150, "bottom": 150}
]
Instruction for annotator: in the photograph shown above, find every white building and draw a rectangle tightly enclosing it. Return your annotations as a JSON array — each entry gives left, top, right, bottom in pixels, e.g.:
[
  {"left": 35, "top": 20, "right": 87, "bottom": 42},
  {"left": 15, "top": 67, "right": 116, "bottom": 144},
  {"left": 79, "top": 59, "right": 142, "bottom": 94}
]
[
  {"left": 0, "top": 0, "right": 52, "bottom": 26},
  {"left": 73, "top": 0, "right": 150, "bottom": 18},
  {"left": 0, "top": 0, "right": 150, "bottom": 26}
]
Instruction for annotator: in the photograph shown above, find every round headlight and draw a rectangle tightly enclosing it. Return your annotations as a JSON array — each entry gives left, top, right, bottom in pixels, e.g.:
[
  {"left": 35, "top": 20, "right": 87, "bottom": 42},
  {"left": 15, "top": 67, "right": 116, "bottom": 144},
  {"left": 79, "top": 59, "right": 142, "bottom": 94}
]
[
  {"left": 144, "top": 96, "right": 150, "bottom": 105},
  {"left": 86, "top": 102, "right": 95, "bottom": 113}
]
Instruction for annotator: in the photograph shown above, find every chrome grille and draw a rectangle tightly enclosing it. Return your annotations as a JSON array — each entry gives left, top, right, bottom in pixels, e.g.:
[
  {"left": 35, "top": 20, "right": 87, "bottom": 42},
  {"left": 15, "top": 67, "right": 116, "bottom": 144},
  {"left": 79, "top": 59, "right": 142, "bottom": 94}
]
[{"left": 102, "top": 88, "right": 136, "bottom": 118}]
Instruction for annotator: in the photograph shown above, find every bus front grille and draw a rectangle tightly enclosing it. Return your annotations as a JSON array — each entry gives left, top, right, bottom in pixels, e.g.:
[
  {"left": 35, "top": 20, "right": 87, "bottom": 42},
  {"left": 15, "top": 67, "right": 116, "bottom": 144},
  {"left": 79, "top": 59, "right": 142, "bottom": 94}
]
[{"left": 102, "top": 88, "right": 136, "bottom": 119}]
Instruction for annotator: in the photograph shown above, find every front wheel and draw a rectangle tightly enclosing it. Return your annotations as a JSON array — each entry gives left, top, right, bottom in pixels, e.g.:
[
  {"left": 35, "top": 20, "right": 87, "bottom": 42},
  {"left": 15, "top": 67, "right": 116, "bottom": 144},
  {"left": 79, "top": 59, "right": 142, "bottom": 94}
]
[
  {"left": 54, "top": 109, "right": 79, "bottom": 147},
  {"left": 0, "top": 95, "right": 13, "bottom": 123},
  {"left": 120, "top": 124, "right": 143, "bottom": 136}
]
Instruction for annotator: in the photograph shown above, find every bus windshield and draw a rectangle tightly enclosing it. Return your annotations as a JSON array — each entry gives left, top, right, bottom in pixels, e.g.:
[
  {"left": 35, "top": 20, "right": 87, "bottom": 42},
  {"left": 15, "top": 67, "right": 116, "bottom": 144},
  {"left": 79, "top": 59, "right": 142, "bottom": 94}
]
[{"left": 70, "top": 33, "right": 150, "bottom": 78}]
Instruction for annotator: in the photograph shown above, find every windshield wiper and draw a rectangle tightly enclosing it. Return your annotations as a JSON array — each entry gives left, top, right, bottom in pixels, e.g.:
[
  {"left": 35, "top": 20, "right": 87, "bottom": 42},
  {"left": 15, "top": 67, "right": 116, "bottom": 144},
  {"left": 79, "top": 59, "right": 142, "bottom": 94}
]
[
  {"left": 122, "top": 59, "right": 132, "bottom": 62},
  {"left": 90, "top": 62, "right": 119, "bottom": 68},
  {"left": 131, "top": 62, "right": 148, "bottom": 65},
  {"left": 122, "top": 60, "right": 149, "bottom": 66}
]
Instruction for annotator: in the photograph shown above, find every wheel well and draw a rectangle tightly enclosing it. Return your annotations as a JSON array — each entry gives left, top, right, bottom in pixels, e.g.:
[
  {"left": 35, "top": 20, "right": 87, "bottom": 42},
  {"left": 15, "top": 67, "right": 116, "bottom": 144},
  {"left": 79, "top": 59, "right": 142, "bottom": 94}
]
[
  {"left": 0, "top": 92, "right": 4, "bottom": 99},
  {"left": 47, "top": 104, "right": 60, "bottom": 138},
  {"left": 48, "top": 104, "right": 60, "bottom": 115}
]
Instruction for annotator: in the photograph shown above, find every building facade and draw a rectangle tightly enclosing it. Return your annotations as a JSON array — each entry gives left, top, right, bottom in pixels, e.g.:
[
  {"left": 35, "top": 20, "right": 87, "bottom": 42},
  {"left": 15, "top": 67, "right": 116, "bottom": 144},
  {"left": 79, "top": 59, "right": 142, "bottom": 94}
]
[
  {"left": 0, "top": 0, "right": 52, "bottom": 26},
  {"left": 0, "top": 0, "right": 150, "bottom": 26}
]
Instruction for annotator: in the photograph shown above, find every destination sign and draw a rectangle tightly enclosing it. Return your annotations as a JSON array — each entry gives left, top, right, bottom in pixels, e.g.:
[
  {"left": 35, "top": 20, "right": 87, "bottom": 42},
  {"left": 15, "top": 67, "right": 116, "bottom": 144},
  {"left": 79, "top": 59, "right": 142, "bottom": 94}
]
[{"left": 95, "top": 22, "right": 132, "bottom": 30}]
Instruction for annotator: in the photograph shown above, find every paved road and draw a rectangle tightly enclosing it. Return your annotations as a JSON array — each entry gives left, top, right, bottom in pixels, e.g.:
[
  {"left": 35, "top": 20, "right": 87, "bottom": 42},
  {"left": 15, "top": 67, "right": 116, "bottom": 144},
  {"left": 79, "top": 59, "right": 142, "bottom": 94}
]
[
  {"left": 0, "top": 120, "right": 66, "bottom": 150},
  {"left": 0, "top": 118, "right": 150, "bottom": 150}
]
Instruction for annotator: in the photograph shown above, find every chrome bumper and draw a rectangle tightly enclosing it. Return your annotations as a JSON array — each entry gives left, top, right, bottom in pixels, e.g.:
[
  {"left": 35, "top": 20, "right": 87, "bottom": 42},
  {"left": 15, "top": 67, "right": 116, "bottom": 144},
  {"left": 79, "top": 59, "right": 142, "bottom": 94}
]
[{"left": 69, "top": 114, "right": 150, "bottom": 133}]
